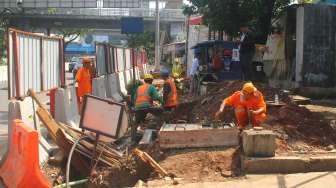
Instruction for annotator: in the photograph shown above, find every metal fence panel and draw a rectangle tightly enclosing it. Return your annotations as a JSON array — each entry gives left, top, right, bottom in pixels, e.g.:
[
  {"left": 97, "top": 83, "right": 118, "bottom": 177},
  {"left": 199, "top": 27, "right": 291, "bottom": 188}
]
[
  {"left": 103, "top": 0, "right": 140, "bottom": 8},
  {"left": 108, "top": 46, "right": 115, "bottom": 73},
  {"left": 116, "top": 48, "right": 124, "bottom": 72},
  {"left": 8, "top": 28, "right": 63, "bottom": 98},
  {"left": 96, "top": 44, "right": 107, "bottom": 76},
  {"left": 17, "top": 33, "right": 42, "bottom": 96},
  {"left": 124, "top": 49, "right": 131, "bottom": 70},
  {"left": 43, "top": 39, "right": 60, "bottom": 90}
]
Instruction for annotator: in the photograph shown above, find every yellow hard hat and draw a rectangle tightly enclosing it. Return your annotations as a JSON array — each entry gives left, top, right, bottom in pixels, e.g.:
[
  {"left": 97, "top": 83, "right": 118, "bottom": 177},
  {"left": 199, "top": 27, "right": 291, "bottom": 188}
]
[
  {"left": 242, "top": 82, "right": 256, "bottom": 94},
  {"left": 144, "top": 74, "right": 154, "bottom": 80}
]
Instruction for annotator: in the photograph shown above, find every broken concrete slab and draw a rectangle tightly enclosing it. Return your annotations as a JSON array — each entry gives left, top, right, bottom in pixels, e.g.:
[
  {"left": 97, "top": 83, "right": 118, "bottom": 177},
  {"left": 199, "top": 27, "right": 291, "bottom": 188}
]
[
  {"left": 242, "top": 155, "right": 336, "bottom": 174},
  {"left": 242, "top": 128, "right": 276, "bottom": 157},
  {"left": 159, "top": 124, "right": 239, "bottom": 149}
]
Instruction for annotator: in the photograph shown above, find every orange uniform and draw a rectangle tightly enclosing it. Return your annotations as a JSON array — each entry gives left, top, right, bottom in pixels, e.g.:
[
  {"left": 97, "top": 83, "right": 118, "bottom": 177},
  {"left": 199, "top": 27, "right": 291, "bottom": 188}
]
[
  {"left": 164, "top": 78, "right": 179, "bottom": 107},
  {"left": 223, "top": 90, "right": 266, "bottom": 128},
  {"left": 75, "top": 67, "right": 92, "bottom": 98}
]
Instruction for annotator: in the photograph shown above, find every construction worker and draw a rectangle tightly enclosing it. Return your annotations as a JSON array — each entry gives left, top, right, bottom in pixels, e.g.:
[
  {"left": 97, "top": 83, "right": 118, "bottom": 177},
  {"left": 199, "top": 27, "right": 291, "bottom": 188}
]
[
  {"left": 215, "top": 82, "right": 266, "bottom": 129},
  {"left": 134, "top": 74, "right": 163, "bottom": 123},
  {"left": 127, "top": 79, "right": 143, "bottom": 107},
  {"left": 161, "top": 69, "right": 179, "bottom": 111},
  {"left": 75, "top": 57, "right": 92, "bottom": 103},
  {"left": 172, "top": 58, "right": 183, "bottom": 79}
]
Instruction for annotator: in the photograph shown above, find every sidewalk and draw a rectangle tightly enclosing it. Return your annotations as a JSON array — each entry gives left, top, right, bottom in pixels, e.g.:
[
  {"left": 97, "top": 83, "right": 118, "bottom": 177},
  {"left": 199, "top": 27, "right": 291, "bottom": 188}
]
[{"left": 147, "top": 172, "right": 336, "bottom": 188}]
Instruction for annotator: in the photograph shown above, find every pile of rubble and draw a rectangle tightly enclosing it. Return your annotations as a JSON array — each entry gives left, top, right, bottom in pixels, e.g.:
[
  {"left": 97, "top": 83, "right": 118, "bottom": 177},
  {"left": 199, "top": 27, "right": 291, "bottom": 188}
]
[{"left": 172, "top": 80, "right": 336, "bottom": 154}]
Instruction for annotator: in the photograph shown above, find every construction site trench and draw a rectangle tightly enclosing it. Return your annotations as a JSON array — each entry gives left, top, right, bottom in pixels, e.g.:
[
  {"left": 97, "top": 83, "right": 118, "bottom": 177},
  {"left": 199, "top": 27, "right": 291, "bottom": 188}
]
[{"left": 37, "top": 80, "right": 336, "bottom": 188}]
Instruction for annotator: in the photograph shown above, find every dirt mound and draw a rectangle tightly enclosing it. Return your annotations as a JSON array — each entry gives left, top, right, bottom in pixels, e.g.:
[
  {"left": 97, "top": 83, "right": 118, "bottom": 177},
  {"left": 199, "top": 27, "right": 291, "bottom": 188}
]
[
  {"left": 172, "top": 80, "right": 336, "bottom": 153},
  {"left": 159, "top": 147, "right": 241, "bottom": 182}
]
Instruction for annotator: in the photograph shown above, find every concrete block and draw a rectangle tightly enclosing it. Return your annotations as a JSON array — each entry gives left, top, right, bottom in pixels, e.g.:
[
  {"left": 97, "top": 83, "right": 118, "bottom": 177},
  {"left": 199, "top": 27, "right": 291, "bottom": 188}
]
[
  {"left": 139, "top": 129, "right": 156, "bottom": 146},
  {"left": 242, "top": 155, "right": 336, "bottom": 174},
  {"left": 242, "top": 128, "right": 276, "bottom": 157},
  {"left": 106, "top": 74, "right": 123, "bottom": 102},
  {"left": 55, "top": 87, "right": 80, "bottom": 128},
  {"left": 124, "top": 70, "right": 132, "bottom": 85},
  {"left": 159, "top": 124, "right": 239, "bottom": 149},
  {"left": 92, "top": 76, "right": 107, "bottom": 98}
]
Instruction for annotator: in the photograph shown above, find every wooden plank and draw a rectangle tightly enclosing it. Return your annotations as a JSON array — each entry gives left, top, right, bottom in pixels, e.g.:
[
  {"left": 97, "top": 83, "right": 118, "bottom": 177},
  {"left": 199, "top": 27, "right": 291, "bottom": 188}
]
[
  {"left": 159, "top": 126, "right": 239, "bottom": 149},
  {"left": 133, "top": 148, "right": 168, "bottom": 177}
]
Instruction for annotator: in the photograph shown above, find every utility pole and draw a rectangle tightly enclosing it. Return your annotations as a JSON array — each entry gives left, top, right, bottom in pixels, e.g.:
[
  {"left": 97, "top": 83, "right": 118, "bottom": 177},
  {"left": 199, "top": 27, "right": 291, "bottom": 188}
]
[{"left": 154, "top": 0, "right": 160, "bottom": 71}]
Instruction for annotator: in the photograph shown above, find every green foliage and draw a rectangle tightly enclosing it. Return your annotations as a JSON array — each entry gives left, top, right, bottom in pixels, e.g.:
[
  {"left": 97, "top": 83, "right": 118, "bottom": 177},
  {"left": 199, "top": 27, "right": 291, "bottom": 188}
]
[
  {"left": 188, "top": 0, "right": 291, "bottom": 43},
  {"left": 0, "top": 10, "right": 10, "bottom": 64},
  {"left": 127, "top": 31, "right": 155, "bottom": 64}
]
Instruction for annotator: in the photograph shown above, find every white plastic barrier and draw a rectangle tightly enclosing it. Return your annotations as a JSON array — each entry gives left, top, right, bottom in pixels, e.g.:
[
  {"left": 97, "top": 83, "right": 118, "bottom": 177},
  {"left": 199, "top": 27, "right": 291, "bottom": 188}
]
[
  {"left": 106, "top": 74, "right": 123, "bottom": 102},
  {"left": 117, "top": 72, "right": 127, "bottom": 96},
  {"left": 8, "top": 98, "right": 52, "bottom": 164},
  {"left": 54, "top": 87, "right": 80, "bottom": 128},
  {"left": 92, "top": 76, "right": 107, "bottom": 98}
]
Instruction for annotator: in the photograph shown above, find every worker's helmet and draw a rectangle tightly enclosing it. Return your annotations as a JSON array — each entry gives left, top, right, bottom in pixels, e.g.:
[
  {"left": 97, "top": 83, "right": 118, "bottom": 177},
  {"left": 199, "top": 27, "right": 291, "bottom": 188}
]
[
  {"left": 82, "top": 57, "right": 92, "bottom": 64},
  {"left": 144, "top": 74, "right": 154, "bottom": 80},
  {"left": 242, "top": 82, "right": 256, "bottom": 94},
  {"left": 160, "top": 68, "right": 170, "bottom": 77}
]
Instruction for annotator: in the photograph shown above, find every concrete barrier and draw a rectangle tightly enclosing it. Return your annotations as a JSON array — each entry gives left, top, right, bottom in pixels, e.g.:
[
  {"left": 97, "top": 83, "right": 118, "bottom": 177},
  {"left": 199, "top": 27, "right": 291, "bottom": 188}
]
[
  {"left": 54, "top": 87, "right": 80, "bottom": 128},
  {"left": 242, "top": 155, "right": 336, "bottom": 174},
  {"left": 106, "top": 74, "right": 123, "bottom": 102},
  {"left": 8, "top": 98, "right": 52, "bottom": 164},
  {"left": 117, "top": 72, "right": 127, "bottom": 96},
  {"left": 124, "top": 70, "right": 132, "bottom": 85},
  {"left": 92, "top": 76, "right": 107, "bottom": 98}
]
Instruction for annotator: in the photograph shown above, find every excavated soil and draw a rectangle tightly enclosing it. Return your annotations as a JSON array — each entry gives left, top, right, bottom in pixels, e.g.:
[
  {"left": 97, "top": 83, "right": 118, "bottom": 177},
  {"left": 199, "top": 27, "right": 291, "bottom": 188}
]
[
  {"left": 172, "top": 80, "right": 336, "bottom": 154},
  {"left": 158, "top": 147, "right": 241, "bottom": 182}
]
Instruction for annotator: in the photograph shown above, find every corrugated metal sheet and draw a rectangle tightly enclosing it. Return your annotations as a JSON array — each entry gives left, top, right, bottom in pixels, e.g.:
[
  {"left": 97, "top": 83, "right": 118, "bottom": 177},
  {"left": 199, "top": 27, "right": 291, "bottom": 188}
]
[
  {"left": 7, "top": 28, "right": 63, "bottom": 98},
  {"left": 96, "top": 44, "right": 107, "bottom": 76},
  {"left": 116, "top": 48, "right": 125, "bottom": 71},
  {"left": 301, "top": 5, "right": 336, "bottom": 87},
  {"left": 125, "top": 49, "right": 132, "bottom": 69},
  {"left": 43, "top": 39, "right": 60, "bottom": 90}
]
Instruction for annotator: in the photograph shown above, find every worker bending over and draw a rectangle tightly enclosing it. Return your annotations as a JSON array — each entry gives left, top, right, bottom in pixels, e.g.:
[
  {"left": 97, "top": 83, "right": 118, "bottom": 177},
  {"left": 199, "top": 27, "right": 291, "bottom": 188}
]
[
  {"left": 215, "top": 82, "right": 266, "bottom": 129},
  {"left": 134, "top": 74, "right": 163, "bottom": 123},
  {"left": 161, "top": 69, "right": 179, "bottom": 111},
  {"left": 76, "top": 57, "right": 93, "bottom": 104}
]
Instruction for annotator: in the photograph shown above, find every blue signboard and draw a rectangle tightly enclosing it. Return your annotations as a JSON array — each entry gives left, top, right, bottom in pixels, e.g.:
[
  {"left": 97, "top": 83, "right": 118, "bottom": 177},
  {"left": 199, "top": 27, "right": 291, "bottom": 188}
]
[{"left": 121, "top": 17, "right": 144, "bottom": 34}]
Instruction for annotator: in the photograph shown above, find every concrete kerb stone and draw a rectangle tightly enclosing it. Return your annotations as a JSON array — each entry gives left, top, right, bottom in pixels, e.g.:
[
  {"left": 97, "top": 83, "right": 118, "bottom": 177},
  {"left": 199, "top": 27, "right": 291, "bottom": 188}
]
[
  {"left": 242, "top": 128, "right": 276, "bottom": 157},
  {"left": 242, "top": 155, "right": 336, "bottom": 174},
  {"left": 105, "top": 74, "right": 123, "bottom": 103},
  {"left": 54, "top": 86, "right": 80, "bottom": 128},
  {"left": 92, "top": 76, "right": 107, "bottom": 98}
]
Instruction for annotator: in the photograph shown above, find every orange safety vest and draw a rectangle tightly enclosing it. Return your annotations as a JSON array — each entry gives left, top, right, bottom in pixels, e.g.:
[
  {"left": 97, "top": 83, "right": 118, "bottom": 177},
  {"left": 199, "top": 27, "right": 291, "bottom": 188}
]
[
  {"left": 135, "top": 84, "right": 152, "bottom": 106},
  {"left": 164, "top": 78, "right": 178, "bottom": 107}
]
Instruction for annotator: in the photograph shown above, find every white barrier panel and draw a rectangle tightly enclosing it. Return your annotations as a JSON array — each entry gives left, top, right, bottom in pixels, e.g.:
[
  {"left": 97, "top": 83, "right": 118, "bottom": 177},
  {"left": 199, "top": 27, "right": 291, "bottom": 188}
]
[
  {"left": 55, "top": 87, "right": 80, "bottom": 128},
  {"left": 8, "top": 98, "right": 52, "bottom": 164},
  {"left": 117, "top": 72, "right": 127, "bottom": 96},
  {"left": 92, "top": 76, "right": 107, "bottom": 98},
  {"left": 106, "top": 74, "right": 123, "bottom": 102},
  {"left": 124, "top": 70, "right": 132, "bottom": 85}
]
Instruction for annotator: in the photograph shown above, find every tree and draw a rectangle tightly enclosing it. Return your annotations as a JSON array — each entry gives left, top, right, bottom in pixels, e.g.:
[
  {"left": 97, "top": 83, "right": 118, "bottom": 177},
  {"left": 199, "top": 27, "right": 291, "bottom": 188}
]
[
  {"left": 188, "top": 0, "right": 291, "bottom": 43},
  {"left": 0, "top": 9, "right": 12, "bottom": 64},
  {"left": 56, "top": 28, "right": 90, "bottom": 48},
  {"left": 127, "top": 31, "right": 155, "bottom": 64}
]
